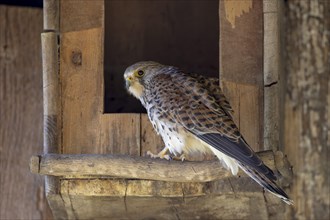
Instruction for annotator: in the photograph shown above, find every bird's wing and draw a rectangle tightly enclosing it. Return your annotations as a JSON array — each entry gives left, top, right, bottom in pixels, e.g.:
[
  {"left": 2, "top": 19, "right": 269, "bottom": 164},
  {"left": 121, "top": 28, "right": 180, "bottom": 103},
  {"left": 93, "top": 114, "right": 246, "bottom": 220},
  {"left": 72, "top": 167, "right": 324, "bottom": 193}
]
[
  {"left": 148, "top": 72, "right": 276, "bottom": 180},
  {"left": 191, "top": 74, "right": 233, "bottom": 117}
]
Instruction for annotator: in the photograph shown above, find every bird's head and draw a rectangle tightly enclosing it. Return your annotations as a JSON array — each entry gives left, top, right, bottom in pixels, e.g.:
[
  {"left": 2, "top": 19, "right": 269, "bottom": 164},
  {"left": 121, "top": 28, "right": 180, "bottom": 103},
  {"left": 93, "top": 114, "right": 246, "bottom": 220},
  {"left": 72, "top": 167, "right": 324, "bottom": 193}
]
[{"left": 124, "top": 61, "right": 164, "bottom": 99}]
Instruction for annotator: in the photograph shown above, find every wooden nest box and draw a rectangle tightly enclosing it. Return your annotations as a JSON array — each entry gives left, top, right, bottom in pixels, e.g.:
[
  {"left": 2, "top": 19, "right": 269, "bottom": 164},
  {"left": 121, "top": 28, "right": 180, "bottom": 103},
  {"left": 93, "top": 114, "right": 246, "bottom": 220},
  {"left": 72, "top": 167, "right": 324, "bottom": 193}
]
[{"left": 31, "top": 0, "right": 293, "bottom": 219}]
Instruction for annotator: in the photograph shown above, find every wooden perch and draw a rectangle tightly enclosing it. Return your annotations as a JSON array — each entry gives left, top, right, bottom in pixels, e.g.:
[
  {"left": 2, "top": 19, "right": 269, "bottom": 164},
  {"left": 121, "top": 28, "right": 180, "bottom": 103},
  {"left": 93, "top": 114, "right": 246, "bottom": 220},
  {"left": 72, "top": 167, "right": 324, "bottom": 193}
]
[{"left": 30, "top": 150, "right": 292, "bottom": 183}]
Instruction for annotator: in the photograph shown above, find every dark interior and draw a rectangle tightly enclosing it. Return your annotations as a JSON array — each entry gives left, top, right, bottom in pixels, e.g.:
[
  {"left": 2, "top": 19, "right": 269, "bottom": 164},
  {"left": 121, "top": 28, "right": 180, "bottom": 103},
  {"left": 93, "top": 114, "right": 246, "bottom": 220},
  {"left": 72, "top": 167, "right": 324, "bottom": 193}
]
[{"left": 104, "top": 0, "right": 219, "bottom": 113}]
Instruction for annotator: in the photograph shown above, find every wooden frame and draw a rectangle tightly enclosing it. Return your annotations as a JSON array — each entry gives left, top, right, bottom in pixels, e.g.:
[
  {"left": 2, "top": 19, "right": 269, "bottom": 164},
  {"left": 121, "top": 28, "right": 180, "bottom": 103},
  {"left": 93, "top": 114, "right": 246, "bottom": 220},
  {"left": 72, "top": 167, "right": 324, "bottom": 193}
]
[{"left": 36, "top": 0, "right": 291, "bottom": 219}]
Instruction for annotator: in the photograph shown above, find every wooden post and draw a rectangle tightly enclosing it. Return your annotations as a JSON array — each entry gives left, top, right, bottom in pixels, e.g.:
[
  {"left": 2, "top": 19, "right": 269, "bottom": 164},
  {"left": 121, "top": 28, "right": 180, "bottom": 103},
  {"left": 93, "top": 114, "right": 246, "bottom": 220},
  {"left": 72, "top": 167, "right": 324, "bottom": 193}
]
[
  {"left": 283, "top": 0, "right": 329, "bottom": 219},
  {"left": 42, "top": 0, "right": 66, "bottom": 219},
  {"left": 263, "top": 0, "right": 281, "bottom": 151},
  {"left": 219, "top": 0, "right": 264, "bottom": 152},
  {"left": 43, "top": 0, "right": 59, "bottom": 31}
]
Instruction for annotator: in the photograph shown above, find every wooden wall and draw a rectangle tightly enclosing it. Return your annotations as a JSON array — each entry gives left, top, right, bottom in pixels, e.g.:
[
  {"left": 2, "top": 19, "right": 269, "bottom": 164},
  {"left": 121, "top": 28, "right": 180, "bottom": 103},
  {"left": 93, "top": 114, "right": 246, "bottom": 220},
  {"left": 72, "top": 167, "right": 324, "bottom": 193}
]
[{"left": 0, "top": 6, "right": 53, "bottom": 219}]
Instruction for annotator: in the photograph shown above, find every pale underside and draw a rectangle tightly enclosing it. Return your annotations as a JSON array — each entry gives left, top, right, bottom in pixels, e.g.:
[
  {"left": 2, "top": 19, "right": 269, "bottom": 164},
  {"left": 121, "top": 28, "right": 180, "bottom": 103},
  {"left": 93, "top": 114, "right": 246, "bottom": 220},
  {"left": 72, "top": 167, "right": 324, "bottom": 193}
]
[{"left": 151, "top": 115, "right": 239, "bottom": 175}]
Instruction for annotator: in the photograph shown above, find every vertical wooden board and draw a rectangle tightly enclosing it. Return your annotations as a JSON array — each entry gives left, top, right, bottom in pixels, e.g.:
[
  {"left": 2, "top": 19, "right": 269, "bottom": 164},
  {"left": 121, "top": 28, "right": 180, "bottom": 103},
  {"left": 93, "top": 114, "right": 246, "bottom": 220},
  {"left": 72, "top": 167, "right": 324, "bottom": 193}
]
[
  {"left": 60, "top": 28, "right": 103, "bottom": 154},
  {"left": 100, "top": 114, "right": 141, "bottom": 155},
  {"left": 0, "top": 6, "right": 53, "bottom": 220},
  {"left": 222, "top": 81, "right": 262, "bottom": 151},
  {"left": 263, "top": 0, "right": 280, "bottom": 151},
  {"left": 60, "top": 0, "right": 104, "bottom": 33},
  {"left": 239, "top": 84, "right": 263, "bottom": 151},
  {"left": 220, "top": 0, "right": 263, "bottom": 85},
  {"left": 220, "top": 0, "right": 264, "bottom": 151},
  {"left": 264, "top": 84, "right": 279, "bottom": 150},
  {"left": 140, "top": 114, "right": 164, "bottom": 157}
]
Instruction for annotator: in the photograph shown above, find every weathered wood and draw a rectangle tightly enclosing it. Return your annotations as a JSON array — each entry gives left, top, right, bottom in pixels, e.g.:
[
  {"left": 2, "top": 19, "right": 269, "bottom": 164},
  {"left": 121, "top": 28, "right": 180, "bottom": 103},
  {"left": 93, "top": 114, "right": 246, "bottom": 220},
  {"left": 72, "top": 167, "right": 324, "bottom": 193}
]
[
  {"left": 283, "top": 1, "right": 329, "bottom": 219},
  {"left": 30, "top": 151, "right": 284, "bottom": 182},
  {"left": 219, "top": 0, "right": 264, "bottom": 152},
  {"left": 100, "top": 114, "right": 141, "bottom": 155},
  {"left": 140, "top": 114, "right": 164, "bottom": 157},
  {"left": 60, "top": 0, "right": 103, "bottom": 33},
  {"left": 0, "top": 6, "right": 53, "bottom": 219},
  {"left": 42, "top": 32, "right": 59, "bottom": 153},
  {"left": 43, "top": 0, "right": 59, "bottom": 31},
  {"left": 263, "top": 0, "right": 281, "bottom": 151},
  {"left": 60, "top": 27, "right": 104, "bottom": 154},
  {"left": 222, "top": 81, "right": 263, "bottom": 151},
  {"left": 60, "top": 178, "right": 263, "bottom": 197},
  {"left": 59, "top": 178, "right": 269, "bottom": 220},
  {"left": 41, "top": 19, "right": 65, "bottom": 220}
]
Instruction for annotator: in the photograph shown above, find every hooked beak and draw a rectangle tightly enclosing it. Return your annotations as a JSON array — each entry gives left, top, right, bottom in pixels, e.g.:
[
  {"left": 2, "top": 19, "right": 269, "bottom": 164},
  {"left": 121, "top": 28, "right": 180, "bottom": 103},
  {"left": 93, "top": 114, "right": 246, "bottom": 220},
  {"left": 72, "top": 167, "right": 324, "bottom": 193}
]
[
  {"left": 125, "top": 76, "right": 133, "bottom": 90},
  {"left": 125, "top": 80, "right": 130, "bottom": 90}
]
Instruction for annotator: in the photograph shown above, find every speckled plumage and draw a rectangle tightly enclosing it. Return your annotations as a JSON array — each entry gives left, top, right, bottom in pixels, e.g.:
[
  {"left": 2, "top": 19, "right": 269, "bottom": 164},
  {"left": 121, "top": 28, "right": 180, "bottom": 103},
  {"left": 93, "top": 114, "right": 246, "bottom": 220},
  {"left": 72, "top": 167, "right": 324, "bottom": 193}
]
[{"left": 124, "top": 61, "right": 293, "bottom": 205}]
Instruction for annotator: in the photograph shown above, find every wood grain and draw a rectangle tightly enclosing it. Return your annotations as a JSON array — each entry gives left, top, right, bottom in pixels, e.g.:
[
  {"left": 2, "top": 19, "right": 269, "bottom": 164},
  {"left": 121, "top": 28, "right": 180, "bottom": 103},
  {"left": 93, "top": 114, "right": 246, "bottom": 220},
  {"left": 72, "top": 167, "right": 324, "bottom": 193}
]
[
  {"left": 59, "top": 0, "right": 144, "bottom": 158},
  {"left": 60, "top": 27, "right": 104, "bottom": 154},
  {"left": 220, "top": 0, "right": 263, "bottom": 85},
  {"left": 0, "top": 6, "right": 53, "bottom": 220},
  {"left": 59, "top": 178, "right": 269, "bottom": 220},
  {"left": 263, "top": 0, "right": 280, "bottom": 151},
  {"left": 30, "top": 151, "right": 286, "bottom": 183},
  {"left": 41, "top": 29, "right": 66, "bottom": 220},
  {"left": 140, "top": 114, "right": 164, "bottom": 156},
  {"left": 42, "top": 32, "right": 59, "bottom": 153},
  {"left": 219, "top": 0, "right": 264, "bottom": 151},
  {"left": 283, "top": 1, "right": 329, "bottom": 219},
  {"left": 100, "top": 114, "right": 141, "bottom": 155},
  {"left": 60, "top": 0, "right": 103, "bottom": 33},
  {"left": 44, "top": 0, "right": 59, "bottom": 31},
  {"left": 222, "top": 81, "right": 263, "bottom": 151}
]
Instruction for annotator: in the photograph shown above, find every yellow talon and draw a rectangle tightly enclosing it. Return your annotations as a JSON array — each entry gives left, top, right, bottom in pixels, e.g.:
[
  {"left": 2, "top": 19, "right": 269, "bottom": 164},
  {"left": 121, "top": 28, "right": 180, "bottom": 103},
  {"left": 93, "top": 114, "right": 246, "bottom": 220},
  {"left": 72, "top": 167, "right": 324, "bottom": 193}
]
[{"left": 147, "top": 147, "right": 171, "bottom": 160}]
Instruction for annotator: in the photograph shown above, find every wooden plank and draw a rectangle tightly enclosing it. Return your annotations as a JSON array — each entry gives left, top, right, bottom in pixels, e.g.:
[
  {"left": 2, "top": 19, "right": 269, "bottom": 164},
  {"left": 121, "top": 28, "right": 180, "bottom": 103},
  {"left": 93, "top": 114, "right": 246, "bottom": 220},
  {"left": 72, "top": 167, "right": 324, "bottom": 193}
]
[
  {"left": 263, "top": 0, "right": 280, "bottom": 151},
  {"left": 222, "top": 81, "right": 263, "bottom": 151},
  {"left": 60, "top": 27, "right": 104, "bottom": 154},
  {"left": 30, "top": 151, "right": 284, "bottom": 182},
  {"left": 140, "top": 114, "right": 164, "bottom": 156},
  {"left": 59, "top": 178, "right": 270, "bottom": 220},
  {"left": 220, "top": 0, "right": 263, "bottom": 85},
  {"left": 100, "top": 114, "right": 141, "bottom": 155},
  {"left": 0, "top": 6, "right": 53, "bottom": 220},
  {"left": 219, "top": 0, "right": 264, "bottom": 151},
  {"left": 60, "top": 0, "right": 103, "bottom": 33}
]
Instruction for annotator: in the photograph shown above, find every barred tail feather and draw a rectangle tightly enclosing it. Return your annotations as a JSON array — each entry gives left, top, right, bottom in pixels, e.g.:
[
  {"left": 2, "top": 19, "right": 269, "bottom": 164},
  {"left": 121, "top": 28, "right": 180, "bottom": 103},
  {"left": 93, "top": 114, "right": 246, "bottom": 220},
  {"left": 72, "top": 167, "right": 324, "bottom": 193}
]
[{"left": 238, "top": 163, "right": 294, "bottom": 205}]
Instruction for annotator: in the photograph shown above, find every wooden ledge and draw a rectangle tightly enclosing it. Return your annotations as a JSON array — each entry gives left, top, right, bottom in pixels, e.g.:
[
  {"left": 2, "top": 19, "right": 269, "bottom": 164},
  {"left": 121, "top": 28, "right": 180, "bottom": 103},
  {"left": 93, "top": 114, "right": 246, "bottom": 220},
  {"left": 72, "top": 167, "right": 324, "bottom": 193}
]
[{"left": 30, "top": 150, "right": 291, "bottom": 183}]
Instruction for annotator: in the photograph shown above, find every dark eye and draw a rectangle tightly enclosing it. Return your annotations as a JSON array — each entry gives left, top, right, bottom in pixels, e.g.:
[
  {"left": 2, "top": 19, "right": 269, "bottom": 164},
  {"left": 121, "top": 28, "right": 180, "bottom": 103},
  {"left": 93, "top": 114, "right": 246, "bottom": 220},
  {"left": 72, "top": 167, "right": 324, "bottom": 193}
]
[{"left": 137, "top": 70, "right": 144, "bottom": 76}]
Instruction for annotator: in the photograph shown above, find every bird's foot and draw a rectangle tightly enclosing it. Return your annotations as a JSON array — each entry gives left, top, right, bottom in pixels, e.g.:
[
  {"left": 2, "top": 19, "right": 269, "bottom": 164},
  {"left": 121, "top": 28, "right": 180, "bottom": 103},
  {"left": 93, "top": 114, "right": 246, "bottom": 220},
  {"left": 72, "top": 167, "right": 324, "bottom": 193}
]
[
  {"left": 172, "top": 154, "right": 186, "bottom": 162},
  {"left": 147, "top": 150, "right": 172, "bottom": 160}
]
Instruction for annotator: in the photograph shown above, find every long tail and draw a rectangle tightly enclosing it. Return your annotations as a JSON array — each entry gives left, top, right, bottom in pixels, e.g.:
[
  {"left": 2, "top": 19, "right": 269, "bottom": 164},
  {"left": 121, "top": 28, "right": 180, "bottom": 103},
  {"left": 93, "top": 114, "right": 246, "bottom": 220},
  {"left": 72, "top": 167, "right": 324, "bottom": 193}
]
[{"left": 238, "top": 163, "right": 294, "bottom": 205}]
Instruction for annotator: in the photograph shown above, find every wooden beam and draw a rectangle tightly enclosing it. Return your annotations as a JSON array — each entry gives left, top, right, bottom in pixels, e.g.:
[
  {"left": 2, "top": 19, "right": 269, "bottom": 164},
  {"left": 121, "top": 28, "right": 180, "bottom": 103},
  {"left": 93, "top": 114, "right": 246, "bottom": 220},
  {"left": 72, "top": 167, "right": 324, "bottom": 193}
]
[
  {"left": 30, "top": 150, "right": 292, "bottom": 183},
  {"left": 43, "top": 0, "right": 59, "bottom": 31},
  {"left": 219, "top": 0, "right": 264, "bottom": 152}
]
